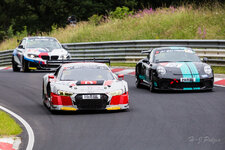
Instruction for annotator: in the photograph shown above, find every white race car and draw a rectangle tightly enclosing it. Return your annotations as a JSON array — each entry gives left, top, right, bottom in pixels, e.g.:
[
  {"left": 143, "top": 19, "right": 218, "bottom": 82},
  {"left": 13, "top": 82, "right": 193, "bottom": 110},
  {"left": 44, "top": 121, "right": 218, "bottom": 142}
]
[
  {"left": 12, "top": 36, "right": 71, "bottom": 72},
  {"left": 42, "top": 62, "right": 129, "bottom": 112}
]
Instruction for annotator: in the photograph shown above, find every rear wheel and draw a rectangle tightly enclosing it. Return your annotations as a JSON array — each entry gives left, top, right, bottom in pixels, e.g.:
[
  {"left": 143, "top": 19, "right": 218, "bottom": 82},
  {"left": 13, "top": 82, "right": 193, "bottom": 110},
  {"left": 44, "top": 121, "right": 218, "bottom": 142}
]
[
  {"left": 12, "top": 57, "right": 20, "bottom": 72},
  {"left": 22, "top": 57, "right": 30, "bottom": 72}
]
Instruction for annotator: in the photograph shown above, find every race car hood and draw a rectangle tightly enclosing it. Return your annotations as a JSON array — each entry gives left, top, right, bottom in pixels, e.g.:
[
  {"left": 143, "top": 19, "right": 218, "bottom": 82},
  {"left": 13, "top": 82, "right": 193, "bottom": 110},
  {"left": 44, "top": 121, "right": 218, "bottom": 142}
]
[
  {"left": 25, "top": 48, "right": 68, "bottom": 56},
  {"left": 159, "top": 62, "right": 211, "bottom": 76},
  {"left": 52, "top": 80, "right": 126, "bottom": 94}
]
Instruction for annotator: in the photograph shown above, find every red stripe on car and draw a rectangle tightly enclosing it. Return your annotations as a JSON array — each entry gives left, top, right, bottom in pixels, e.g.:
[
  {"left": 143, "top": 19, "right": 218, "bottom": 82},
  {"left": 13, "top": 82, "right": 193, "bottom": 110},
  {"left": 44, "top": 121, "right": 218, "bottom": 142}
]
[
  {"left": 104, "top": 80, "right": 113, "bottom": 86},
  {"left": 38, "top": 52, "right": 48, "bottom": 58},
  {"left": 80, "top": 81, "right": 97, "bottom": 84}
]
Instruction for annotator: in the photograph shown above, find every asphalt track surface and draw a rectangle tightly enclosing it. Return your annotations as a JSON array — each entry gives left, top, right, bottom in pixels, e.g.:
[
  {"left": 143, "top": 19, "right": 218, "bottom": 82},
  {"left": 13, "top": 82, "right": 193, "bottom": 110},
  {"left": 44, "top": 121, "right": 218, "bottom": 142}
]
[{"left": 0, "top": 70, "right": 225, "bottom": 150}]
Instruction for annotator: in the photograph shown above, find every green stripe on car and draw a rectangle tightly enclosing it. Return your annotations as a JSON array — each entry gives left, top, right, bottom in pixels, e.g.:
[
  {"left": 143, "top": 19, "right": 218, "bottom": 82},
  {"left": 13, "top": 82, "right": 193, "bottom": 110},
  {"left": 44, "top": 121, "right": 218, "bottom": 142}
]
[
  {"left": 186, "top": 62, "right": 200, "bottom": 83},
  {"left": 139, "top": 75, "right": 146, "bottom": 80},
  {"left": 180, "top": 62, "right": 192, "bottom": 79}
]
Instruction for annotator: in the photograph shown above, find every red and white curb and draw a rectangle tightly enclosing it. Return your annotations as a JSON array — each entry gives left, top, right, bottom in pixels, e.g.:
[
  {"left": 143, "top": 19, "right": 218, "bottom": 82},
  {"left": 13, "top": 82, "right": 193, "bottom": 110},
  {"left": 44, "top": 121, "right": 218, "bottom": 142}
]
[
  {"left": 0, "top": 66, "right": 12, "bottom": 70},
  {"left": 0, "top": 137, "right": 21, "bottom": 150},
  {"left": 214, "top": 78, "right": 225, "bottom": 87},
  {"left": 0, "top": 66, "right": 225, "bottom": 87},
  {"left": 0, "top": 105, "right": 35, "bottom": 150}
]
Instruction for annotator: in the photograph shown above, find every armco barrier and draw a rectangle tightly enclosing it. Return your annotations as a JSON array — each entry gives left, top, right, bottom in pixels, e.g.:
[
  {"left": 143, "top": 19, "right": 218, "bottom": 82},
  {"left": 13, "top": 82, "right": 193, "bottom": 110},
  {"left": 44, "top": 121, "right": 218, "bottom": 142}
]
[{"left": 1, "top": 40, "right": 225, "bottom": 66}]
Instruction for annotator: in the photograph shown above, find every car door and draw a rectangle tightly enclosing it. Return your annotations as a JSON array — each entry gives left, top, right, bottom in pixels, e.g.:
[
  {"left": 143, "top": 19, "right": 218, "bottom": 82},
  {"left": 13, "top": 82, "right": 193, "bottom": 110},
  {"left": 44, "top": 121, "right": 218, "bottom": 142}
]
[{"left": 14, "top": 39, "right": 26, "bottom": 65}]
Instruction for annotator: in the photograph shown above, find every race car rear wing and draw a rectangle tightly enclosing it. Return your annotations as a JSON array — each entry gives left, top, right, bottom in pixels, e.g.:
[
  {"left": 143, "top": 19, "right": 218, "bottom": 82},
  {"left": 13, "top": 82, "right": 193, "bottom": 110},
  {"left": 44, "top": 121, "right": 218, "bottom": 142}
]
[{"left": 46, "top": 58, "right": 111, "bottom": 68}]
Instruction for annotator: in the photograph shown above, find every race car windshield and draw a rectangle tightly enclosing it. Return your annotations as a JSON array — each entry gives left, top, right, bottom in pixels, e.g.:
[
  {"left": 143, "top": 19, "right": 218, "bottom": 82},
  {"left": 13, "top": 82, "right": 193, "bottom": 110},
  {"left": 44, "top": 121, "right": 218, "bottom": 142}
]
[
  {"left": 154, "top": 49, "right": 201, "bottom": 63},
  {"left": 60, "top": 68, "right": 115, "bottom": 81},
  {"left": 26, "top": 39, "right": 61, "bottom": 51}
]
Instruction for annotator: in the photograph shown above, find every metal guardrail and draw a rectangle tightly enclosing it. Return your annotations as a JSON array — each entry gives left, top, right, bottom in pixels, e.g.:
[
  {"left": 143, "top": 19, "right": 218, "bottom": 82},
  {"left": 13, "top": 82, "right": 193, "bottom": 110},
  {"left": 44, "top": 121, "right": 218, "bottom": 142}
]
[{"left": 1, "top": 40, "right": 225, "bottom": 66}]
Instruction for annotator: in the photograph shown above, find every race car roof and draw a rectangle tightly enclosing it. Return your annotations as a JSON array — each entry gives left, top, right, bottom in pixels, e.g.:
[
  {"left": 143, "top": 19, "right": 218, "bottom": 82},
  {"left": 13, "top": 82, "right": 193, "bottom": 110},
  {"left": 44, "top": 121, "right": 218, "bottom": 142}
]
[
  {"left": 154, "top": 47, "right": 191, "bottom": 50},
  {"left": 142, "top": 47, "right": 192, "bottom": 53},
  {"left": 62, "top": 62, "right": 108, "bottom": 68},
  {"left": 24, "top": 36, "right": 57, "bottom": 40}
]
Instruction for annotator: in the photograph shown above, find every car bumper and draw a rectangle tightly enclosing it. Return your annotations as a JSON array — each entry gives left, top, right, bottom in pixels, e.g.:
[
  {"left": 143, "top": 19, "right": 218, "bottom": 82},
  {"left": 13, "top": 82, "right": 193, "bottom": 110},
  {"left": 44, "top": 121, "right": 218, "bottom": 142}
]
[
  {"left": 153, "top": 76, "right": 214, "bottom": 91},
  {"left": 24, "top": 57, "right": 59, "bottom": 70},
  {"left": 49, "top": 92, "right": 129, "bottom": 111},
  {"left": 51, "top": 104, "right": 129, "bottom": 111}
]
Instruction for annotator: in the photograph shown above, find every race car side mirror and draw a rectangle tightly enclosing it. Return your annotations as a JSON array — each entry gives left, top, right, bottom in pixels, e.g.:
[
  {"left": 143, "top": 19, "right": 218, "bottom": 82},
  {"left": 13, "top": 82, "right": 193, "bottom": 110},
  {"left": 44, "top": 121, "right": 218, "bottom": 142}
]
[
  {"left": 142, "top": 58, "right": 149, "bottom": 64},
  {"left": 203, "top": 57, "right": 208, "bottom": 63},
  {"left": 118, "top": 74, "right": 124, "bottom": 80},
  {"left": 48, "top": 75, "right": 55, "bottom": 79},
  {"left": 18, "top": 45, "right": 24, "bottom": 49}
]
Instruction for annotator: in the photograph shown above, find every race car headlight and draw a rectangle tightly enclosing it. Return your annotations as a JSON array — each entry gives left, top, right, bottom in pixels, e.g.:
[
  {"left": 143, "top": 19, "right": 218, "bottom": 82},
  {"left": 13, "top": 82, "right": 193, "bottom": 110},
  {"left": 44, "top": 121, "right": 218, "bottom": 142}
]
[
  {"left": 157, "top": 66, "right": 166, "bottom": 75},
  {"left": 27, "top": 54, "right": 38, "bottom": 58},
  {"left": 109, "top": 90, "right": 123, "bottom": 96},
  {"left": 204, "top": 65, "right": 212, "bottom": 74},
  {"left": 57, "top": 90, "right": 73, "bottom": 96}
]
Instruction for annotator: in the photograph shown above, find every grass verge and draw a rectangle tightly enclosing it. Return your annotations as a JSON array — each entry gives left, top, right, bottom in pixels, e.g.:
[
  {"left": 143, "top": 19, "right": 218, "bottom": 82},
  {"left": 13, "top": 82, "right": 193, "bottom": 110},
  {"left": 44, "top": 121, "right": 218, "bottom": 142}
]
[
  {"left": 0, "top": 4, "right": 225, "bottom": 50},
  {"left": 0, "top": 110, "right": 22, "bottom": 136},
  {"left": 212, "top": 66, "right": 225, "bottom": 74},
  {"left": 111, "top": 63, "right": 136, "bottom": 67}
]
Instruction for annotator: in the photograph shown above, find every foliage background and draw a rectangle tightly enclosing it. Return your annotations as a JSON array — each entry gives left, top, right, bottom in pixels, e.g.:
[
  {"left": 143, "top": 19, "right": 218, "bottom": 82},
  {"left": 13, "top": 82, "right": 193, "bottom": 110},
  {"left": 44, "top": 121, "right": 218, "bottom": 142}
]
[{"left": 0, "top": 0, "right": 224, "bottom": 42}]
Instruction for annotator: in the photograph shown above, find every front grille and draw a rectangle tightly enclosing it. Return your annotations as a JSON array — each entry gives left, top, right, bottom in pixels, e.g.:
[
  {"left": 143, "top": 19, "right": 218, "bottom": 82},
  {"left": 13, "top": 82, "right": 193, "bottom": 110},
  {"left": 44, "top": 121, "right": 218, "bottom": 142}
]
[
  {"left": 51, "top": 56, "right": 59, "bottom": 60},
  {"left": 159, "top": 79, "right": 204, "bottom": 89},
  {"left": 75, "top": 94, "right": 108, "bottom": 110},
  {"left": 172, "top": 82, "right": 203, "bottom": 89},
  {"left": 41, "top": 56, "right": 50, "bottom": 60}
]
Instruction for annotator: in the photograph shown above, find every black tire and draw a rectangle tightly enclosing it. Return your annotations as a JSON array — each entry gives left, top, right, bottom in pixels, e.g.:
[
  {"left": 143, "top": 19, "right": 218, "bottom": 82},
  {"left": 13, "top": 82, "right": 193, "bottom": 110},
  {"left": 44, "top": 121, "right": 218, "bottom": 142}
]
[
  {"left": 207, "top": 88, "right": 213, "bottom": 92},
  {"left": 12, "top": 57, "right": 20, "bottom": 72},
  {"left": 22, "top": 57, "right": 30, "bottom": 72},
  {"left": 149, "top": 74, "right": 155, "bottom": 92},
  {"left": 135, "top": 76, "right": 141, "bottom": 88},
  {"left": 42, "top": 82, "right": 48, "bottom": 107}
]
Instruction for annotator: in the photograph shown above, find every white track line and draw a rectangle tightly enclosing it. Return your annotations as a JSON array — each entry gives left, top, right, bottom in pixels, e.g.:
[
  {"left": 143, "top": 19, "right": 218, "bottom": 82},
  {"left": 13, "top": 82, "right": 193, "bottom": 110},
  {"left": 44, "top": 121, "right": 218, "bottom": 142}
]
[{"left": 0, "top": 105, "right": 34, "bottom": 150}]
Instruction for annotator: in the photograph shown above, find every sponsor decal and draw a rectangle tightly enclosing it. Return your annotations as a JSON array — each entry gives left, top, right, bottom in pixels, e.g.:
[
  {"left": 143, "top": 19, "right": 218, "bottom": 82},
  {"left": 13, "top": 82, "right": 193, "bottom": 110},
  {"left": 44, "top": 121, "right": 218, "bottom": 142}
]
[
  {"left": 76, "top": 80, "right": 104, "bottom": 85},
  {"left": 104, "top": 80, "right": 113, "bottom": 86},
  {"left": 201, "top": 74, "right": 208, "bottom": 78},
  {"left": 81, "top": 81, "right": 97, "bottom": 84},
  {"left": 159, "top": 62, "right": 168, "bottom": 66},
  {"left": 162, "top": 63, "right": 183, "bottom": 68}
]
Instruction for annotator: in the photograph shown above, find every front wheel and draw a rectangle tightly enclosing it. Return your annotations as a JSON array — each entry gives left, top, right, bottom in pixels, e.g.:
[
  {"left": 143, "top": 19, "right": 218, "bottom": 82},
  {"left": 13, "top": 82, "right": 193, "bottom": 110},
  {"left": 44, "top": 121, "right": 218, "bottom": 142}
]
[
  {"left": 22, "top": 57, "right": 30, "bottom": 72},
  {"left": 12, "top": 57, "right": 20, "bottom": 72}
]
